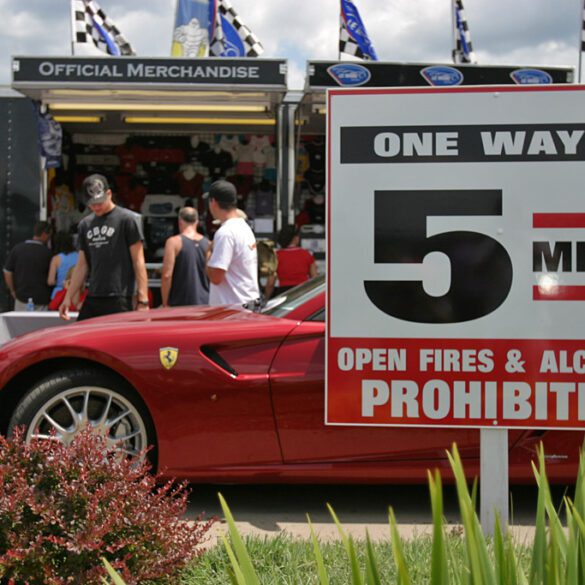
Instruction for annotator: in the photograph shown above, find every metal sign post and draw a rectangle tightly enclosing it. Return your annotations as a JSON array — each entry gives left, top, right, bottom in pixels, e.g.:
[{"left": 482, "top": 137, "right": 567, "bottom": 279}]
[{"left": 480, "top": 429, "right": 508, "bottom": 535}]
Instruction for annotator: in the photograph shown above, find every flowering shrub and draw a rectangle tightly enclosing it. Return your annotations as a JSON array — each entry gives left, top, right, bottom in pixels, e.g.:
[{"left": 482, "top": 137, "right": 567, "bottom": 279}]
[{"left": 0, "top": 427, "right": 214, "bottom": 585}]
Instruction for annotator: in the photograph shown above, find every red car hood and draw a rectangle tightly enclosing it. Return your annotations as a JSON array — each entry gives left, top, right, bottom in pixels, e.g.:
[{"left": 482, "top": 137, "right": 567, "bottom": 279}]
[{"left": 0, "top": 304, "right": 296, "bottom": 361}]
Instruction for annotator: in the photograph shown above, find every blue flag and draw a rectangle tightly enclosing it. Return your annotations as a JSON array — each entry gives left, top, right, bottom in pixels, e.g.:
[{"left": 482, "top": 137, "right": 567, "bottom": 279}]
[
  {"left": 216, "top": 13, "right": 246, "bottom": 56},
  {"left": 209, "top": 0, "right": 263, "bottom": 57},
  {"left": 340, "top": 0, "right": 378, "bottom": 61},
  {"left": 34, "top": 103, "right": 62, "bottom": 169},
  {"left": 453, "top": 0, "right": 476, "bottom": 64}
]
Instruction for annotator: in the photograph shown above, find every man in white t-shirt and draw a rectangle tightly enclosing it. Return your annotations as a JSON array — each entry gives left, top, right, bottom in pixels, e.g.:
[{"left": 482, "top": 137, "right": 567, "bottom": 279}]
[{"left": 206, "top": 180, "right": 260, "bottom": 306}]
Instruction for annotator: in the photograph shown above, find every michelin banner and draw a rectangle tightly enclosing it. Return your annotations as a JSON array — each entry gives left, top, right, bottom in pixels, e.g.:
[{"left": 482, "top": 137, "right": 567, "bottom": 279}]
[{"left": 172, "top": 0, "right": 214, "bottom": 57}]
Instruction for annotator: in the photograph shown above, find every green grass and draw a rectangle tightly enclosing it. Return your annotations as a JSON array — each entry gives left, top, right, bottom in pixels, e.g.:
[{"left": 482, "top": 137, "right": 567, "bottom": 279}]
[
  {"left": 103, "top": 443, "right": 584, "bottom": 584},
  {"left": 179, "top": 532, "right": 529, "bottom": 584}
]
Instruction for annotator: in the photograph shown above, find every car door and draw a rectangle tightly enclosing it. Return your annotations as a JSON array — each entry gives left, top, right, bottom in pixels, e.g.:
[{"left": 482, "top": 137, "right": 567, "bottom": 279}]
[{"left": 270, "top": 317, "right": 487, "bottom": 465}]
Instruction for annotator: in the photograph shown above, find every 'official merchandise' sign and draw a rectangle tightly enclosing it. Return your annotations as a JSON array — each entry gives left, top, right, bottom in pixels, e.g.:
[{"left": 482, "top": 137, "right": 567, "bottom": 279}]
[
  {"left": 326, "top": 85, "right": 585, "bottom": 430},
  {"left": 12, "top": 57, "right": 287, "bottom": 87}
]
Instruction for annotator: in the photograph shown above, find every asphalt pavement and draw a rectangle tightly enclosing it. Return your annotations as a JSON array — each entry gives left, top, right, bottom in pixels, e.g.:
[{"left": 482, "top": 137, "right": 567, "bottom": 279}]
[{"left": 185, "top": 482, "right": 571, "bottom": 545}]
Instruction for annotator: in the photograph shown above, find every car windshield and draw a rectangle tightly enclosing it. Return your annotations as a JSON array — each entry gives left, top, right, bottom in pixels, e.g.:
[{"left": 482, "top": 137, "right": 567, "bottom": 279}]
[{"left": 260, "top": 275, "right": 325, "bottom": 318}]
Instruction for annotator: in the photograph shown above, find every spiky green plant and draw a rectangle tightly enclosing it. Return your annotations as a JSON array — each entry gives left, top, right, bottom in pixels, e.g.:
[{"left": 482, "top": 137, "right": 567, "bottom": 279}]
[{"left": 217, "top": 442, "right": 585, "bottom": 585}]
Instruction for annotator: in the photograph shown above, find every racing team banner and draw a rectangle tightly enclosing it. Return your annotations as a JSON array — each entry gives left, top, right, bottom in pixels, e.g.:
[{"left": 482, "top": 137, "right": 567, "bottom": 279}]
[{"left": 326, "top": 85, "right": 585, "bottom": 430}]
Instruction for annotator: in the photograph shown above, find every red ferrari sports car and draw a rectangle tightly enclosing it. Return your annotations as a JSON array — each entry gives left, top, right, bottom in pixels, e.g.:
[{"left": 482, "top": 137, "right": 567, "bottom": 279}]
[{"left": 0, "top": 276, "right": 580, "bottom": 483}]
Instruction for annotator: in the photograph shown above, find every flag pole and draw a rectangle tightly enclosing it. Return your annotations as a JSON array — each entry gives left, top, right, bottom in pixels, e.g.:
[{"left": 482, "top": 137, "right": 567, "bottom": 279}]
[
  {"left": 579, "top": 0, "right": 584, "bottom": 83},
  {"left": 70, "top": 0, "right": 77, "bottom": 55},
  {"left": 338, "top": 1, "right": 342, "bottom": 60},
  {"left": 451, "top": 0, "right": 456, "bottom": 64}
]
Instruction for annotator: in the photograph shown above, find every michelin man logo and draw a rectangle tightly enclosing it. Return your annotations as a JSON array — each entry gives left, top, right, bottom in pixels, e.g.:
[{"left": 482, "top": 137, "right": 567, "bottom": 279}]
[{"left": 173, "top": 18, "right": 209, "bottom": 57}]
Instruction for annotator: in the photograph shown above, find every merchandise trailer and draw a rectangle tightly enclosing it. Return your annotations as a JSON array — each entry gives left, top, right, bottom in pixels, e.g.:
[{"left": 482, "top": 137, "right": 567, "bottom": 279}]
[{"left": 10, "top": 56, "right": 289, "bottom": 265}]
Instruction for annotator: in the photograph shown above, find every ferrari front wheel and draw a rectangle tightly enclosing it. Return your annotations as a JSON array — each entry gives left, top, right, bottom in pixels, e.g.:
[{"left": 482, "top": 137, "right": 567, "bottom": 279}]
[{"left": 7, "top": 368, "right": 155, "bottom": 462}]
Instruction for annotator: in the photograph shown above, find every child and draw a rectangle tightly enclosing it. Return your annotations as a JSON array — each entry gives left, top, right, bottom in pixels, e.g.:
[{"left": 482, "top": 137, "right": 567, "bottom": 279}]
[{"left": 48, "top": 267, "right": 87, "bottom": 312}]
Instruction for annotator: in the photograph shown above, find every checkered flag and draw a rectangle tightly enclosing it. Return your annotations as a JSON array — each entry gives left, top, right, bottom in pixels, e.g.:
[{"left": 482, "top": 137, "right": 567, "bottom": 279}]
[
  {"left": 453, "top": 0, "right": 476, "bottom": 64},
  {"left": 339, "top": 0, "right": 378, "bottom": 61},
  {"left": 71, "top": 0, "right": 135, "bottom": 56},
  {"left": 210, "top": 0, "right": 263, "bottom": 58}
]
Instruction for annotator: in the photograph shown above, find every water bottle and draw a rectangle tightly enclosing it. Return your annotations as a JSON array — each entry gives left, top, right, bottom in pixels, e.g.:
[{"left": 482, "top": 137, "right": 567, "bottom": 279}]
[{"left": 26, "top": 297, "right": 34, "bottom": 312}]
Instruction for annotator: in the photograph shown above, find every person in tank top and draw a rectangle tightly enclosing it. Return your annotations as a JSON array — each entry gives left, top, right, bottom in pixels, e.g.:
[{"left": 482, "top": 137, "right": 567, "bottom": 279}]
[{"left": 161, "top": 207, "right": 210, "bottom": 306}]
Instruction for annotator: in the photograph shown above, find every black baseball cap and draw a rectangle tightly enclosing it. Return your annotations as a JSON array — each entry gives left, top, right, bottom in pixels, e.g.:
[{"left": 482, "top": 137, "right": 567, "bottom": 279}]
[
  {"left": 206, "top": 180, "right": 237, "bottom": 206},
  {"left": 83, "top": 174, "right": 110, "bottom": 205}
]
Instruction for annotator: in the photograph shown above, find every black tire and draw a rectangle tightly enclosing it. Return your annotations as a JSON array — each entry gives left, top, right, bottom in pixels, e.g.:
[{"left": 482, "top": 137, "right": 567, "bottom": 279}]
[{"left": 8, "top": 368, "right": 157, "bottom": 467}]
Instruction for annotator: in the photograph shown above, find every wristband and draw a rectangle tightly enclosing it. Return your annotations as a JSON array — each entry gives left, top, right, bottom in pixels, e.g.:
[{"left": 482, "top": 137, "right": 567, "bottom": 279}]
[{"left": 137, "top": 299, "right": 149, "bottom": 306}]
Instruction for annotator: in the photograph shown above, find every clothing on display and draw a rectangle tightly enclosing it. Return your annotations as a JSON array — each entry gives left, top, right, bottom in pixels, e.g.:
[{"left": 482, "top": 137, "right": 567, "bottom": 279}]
[
  {"left": 176, "top": 164, "right": 204, "bottom": 199},
  {"left": 50, "top": 130, "right": 278, "bottom": 267},
  {"left": 51, "top": 184, "right": 77, "bottom": 233},
  {"left": 296, "top": 144, "right": 310, "bottom": 181},
  {"left": 304, "top": 138, "right": 326, "bottom": 172},
  {"left": 246, "top": 179, "right": 275, "bottom": 218},
  {"left": 189, "top": 138, "right": 211, "bottom": 164},
  {"left": 305, "top": 169, "right": 326, "bottom": 194},
  {"left": 120, "top": 180, "right": 147, "bottom": 212},
  {"left": 218, "top": 135, "right": 241, "bottom": 159},
  {"left": 204, "top": 146, "right": 234, "bottom": 181},
  {"left": 296, "top": 194, "right": 325, "bottom": 226},
  {"left": 235, "top": 140, "right": 255, "bottom": 175},
  {"left": 249, "top": 135, "right": 272, "bottom": 166}
]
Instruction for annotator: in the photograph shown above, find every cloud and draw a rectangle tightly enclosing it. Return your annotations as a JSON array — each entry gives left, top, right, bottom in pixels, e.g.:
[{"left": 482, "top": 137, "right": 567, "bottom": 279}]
[{"left": 0, "top": 0, "right": 581, "bottom": 87}]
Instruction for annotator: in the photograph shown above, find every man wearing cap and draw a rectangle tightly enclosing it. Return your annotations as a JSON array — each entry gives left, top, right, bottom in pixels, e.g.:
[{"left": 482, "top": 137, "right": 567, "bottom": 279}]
[
  {"left": 59, "top": 173, "right": 149, "bottom": 321},
  {"left": 206, "top": 180, "right": 260, "bottom": 306}
]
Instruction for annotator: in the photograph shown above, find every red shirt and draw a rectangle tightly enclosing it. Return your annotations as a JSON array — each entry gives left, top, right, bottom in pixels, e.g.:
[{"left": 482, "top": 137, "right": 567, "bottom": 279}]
[
  {"left": 276, "top": 247, "right": 314, "bottom": 287},
  {"left": 48, "top": 288, "right": 88, "bottom": 311}
]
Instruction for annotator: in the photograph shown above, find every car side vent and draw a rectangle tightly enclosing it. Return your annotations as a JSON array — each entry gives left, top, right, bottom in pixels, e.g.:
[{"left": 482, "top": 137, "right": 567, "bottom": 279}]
[{"left": 200, "top": 345, "right": 238, "bottom": 377}]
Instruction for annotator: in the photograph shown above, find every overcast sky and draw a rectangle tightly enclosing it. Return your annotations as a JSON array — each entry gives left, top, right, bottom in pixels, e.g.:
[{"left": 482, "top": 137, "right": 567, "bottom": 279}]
[{"left": 0, "top": 0, "right": 582, "bottom": 89}]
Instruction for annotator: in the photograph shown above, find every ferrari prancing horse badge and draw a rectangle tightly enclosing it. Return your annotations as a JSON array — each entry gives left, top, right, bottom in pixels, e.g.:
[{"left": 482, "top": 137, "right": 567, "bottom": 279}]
[{"left": 159, "top": 347, "right": 179, "bottom": 370}]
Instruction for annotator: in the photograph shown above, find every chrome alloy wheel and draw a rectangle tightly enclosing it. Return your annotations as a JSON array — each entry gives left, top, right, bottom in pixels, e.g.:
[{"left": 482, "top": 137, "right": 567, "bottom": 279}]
[{"left": 25, "top": 386, "right": 148, "bottom": 457}]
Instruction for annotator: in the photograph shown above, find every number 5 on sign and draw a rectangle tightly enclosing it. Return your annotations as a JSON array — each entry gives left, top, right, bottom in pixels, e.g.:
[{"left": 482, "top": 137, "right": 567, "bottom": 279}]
[{"left": 365, "top": 189, "right": 513, "bottom": 323}]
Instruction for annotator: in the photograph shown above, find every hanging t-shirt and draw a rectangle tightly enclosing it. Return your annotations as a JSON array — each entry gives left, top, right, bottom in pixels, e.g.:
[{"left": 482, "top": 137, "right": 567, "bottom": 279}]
[
  {"left": 218, "top": 135, "right": 241, "bottom": 159},
  {"left": 305, "top": 139, "right": 326, "bottom": 172},
  {"left": 177, "top": 167, "right": 204, "bottom": 198},
  {"left": 204, "top": 149, "right": 234, "bottom": 180},
  {"left": 208, "top": 217, "right": 259, "bottom": 305},
  {"left": 304, "top": 197, "right": 325, "bottom": 224},
  {"left": 250, "top": 135, "right": 271, "bottom": 166},
  {"left": 236, "top": 141, "right": 255, "bottom": 175},
  {"left": 305, "top": 169, "right": 326, "bottom": 194},
  {"left": 77, "top": 206, "right": 143, "bottom": 297}
]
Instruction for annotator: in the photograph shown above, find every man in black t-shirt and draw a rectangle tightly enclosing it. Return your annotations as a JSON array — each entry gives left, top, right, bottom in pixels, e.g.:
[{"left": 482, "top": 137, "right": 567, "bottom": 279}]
[
  {"left": 3, "top": 221, "right": 52, "bottom": 310},
  {"left": 60, "top": 174, "right": 149, "bottom": 322}
]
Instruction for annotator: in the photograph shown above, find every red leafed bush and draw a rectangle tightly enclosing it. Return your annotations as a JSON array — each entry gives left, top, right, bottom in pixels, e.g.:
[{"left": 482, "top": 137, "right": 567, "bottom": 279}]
[{"left": 0, "top": 427, "right": 214, "bottom": 585}]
